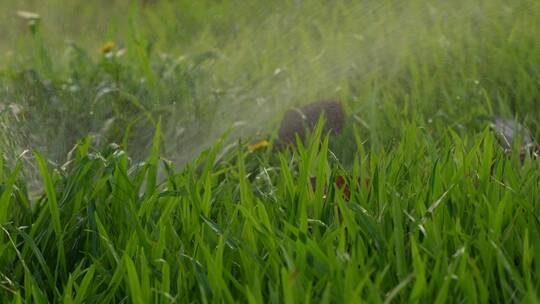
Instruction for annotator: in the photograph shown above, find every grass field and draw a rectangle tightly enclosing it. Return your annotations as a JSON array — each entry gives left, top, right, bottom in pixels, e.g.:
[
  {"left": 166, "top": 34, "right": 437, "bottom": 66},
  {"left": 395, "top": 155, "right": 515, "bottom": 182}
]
[{"left": 1, "top": 0, "right": 540, "bottom": 302}]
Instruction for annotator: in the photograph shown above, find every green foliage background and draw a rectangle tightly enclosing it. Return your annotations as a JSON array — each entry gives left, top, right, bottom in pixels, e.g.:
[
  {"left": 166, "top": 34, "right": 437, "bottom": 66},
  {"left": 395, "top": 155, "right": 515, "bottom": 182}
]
[{"left": 0, "top": 0, "right": 539, "bottom": 302}]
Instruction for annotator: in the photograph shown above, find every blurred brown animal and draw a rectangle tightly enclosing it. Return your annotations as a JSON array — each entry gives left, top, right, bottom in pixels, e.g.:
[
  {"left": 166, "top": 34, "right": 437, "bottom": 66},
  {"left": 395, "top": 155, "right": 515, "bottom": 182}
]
[{"left": 278, "top": 100, "right": 345, "bottom": 145}]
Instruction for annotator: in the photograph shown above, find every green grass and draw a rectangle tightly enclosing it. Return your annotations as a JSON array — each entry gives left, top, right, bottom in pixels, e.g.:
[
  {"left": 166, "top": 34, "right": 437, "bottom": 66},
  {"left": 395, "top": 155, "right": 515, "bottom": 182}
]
[
  {"left": 1, "top": 122, "right": 539, "bottom": 302},
  {"left": 0, "top": 0, "right": 540, "bottom": 302}
]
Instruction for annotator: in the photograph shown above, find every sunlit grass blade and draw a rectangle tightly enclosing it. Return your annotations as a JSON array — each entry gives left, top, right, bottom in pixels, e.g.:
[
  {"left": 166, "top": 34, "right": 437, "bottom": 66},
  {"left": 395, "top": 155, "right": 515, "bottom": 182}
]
[{"left": 34, "top": 151, "right": 66, "bottom": 276}]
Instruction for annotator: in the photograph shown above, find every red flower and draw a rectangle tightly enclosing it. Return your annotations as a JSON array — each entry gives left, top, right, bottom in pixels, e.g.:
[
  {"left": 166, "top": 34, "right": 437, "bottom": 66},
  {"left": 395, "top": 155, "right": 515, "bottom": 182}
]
[{"left": 335, "top": 175, "right": 351, "bottom": 201}]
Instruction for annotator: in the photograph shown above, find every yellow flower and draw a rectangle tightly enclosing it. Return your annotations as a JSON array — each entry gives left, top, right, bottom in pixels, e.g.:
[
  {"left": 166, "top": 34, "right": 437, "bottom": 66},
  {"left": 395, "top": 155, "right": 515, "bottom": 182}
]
[
  {"left": 99, "top": 41, "right": 115, "bottom": 54},
  {"left": 248, "top": 140, "right": 270, "bottom": 152}
]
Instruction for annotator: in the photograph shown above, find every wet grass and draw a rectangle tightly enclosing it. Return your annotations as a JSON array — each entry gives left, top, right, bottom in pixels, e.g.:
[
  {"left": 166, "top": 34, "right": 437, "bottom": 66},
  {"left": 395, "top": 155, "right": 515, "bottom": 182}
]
[
  {"left": 1, "top": 121, "right": 539, "bottom": 302},
  {"left": 0, "top": 0, "right": 540, "bottom": 302}
]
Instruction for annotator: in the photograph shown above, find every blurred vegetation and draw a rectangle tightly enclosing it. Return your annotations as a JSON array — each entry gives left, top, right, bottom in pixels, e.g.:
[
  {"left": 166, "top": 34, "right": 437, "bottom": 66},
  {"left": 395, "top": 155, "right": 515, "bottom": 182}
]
[{"left": 0, "top": 0, "right": 539, "bottom": 171}]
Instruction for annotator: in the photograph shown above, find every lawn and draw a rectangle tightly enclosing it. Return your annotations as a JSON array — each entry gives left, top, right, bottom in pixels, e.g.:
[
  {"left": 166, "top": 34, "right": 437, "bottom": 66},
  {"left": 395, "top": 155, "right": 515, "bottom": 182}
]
[{"left": 0, "top": 0, "right": 539, "bottom": 302}]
